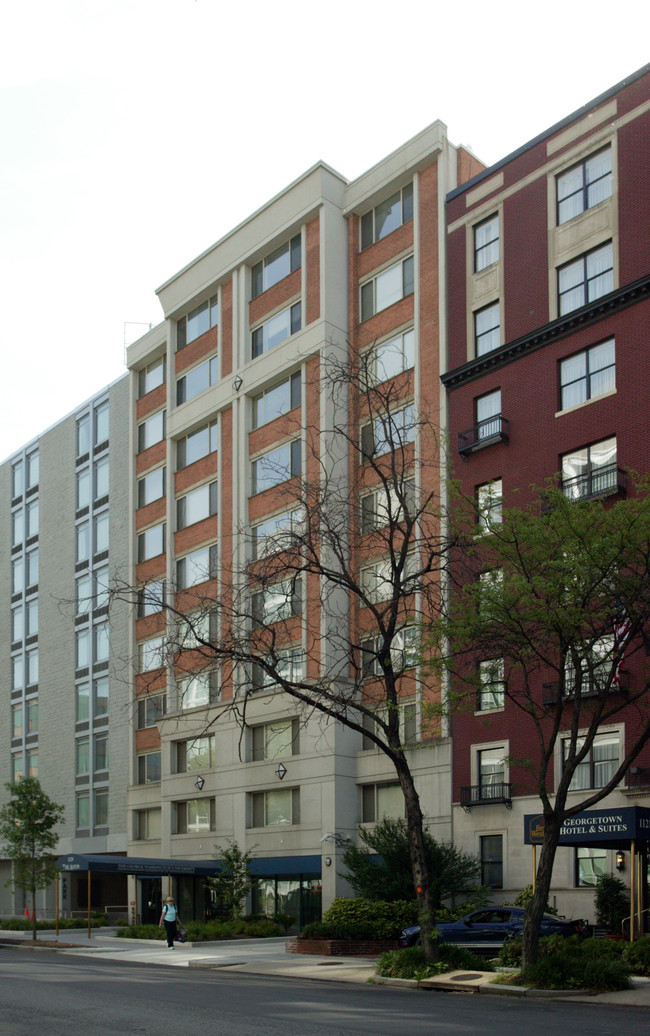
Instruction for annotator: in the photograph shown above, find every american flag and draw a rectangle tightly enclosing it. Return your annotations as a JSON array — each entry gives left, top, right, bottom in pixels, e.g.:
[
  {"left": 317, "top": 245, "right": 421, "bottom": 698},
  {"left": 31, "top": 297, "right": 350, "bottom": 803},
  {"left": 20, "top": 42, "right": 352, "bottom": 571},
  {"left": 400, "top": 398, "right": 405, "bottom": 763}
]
[{"left": 612, "top": 611, "right": 632, "bottom": 688}]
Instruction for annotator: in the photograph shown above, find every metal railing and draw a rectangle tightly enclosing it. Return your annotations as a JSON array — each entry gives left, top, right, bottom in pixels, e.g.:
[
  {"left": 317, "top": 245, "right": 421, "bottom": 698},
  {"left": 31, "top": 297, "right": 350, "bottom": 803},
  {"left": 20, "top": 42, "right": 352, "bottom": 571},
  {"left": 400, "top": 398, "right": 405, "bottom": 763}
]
[
  {"left": 458, "top": 416, "right": 509, "bottom": 456},
  {"left": 460, "top": 782, "right": 512, "bottom": 811}
]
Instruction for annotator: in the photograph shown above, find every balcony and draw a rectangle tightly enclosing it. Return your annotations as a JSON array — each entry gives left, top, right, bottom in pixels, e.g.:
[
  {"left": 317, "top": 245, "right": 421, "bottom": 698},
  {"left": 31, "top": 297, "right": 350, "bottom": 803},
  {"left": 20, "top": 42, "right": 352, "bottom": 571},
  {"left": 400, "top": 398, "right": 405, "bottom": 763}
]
[
  {"left": 542, "top": 671, "right": 629, "bottom": 705},
  {"left": 458, "top": 415, "right": 509, "bottom": 456},
  {"left": 627, "top": 768, "right": 650, "bottom": 791},
  {"left": 561, "top": 463, "right": 627, "bottom": 502},
  {"left": 460, "top": 782, "right": 512, "bottom": 812}
]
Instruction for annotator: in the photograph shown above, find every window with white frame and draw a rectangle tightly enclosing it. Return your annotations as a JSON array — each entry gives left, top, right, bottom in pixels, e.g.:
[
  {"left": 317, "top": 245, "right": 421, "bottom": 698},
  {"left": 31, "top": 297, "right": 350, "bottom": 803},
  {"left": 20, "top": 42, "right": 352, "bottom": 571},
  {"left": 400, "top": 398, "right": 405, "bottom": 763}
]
[
  {"left": 94, "top": 456, "right": 109, "bottom": 501},
  {"left": 138, "top": 466, "right": 166, "bottom": 508},
  {"left": 560, "top": 339, "right": 615, "bottom": 410},
  {"left": 252, "top": 235, "right": 301, "bottom": 298},
  {"left": 138, "top": 411, "right": 166, "bottom": 453},
  {"left": 137, "top": 751, "right": 161, "bottom": 784},
  {"left": 477, "top": 479, "right": 502, "bottom": 532},
  {"left": 94, "top": 403, "right": 109, "bottom": 447},
  {"left": 361, "top": 256, "right": 414, "bottom": 321},
  {"left": 474, "top": 214, "right": 499, "bottom": 272},
  {"left": 361, "top": 183, "right": 413, "bottom": 249},
  {"left": 478, "top": 747, "right": 506, "bottom": 798},
  {"left": 137, "top": 522, "right": 166, "bottom": 563},
  {"left": 176, "top": 736, "right": 214, "bottom": 773},
  {"left": 94, "top": 512, "right": 109, "bottom": 555},
  {"left": 475, "top": 389, "right": 502, "bottom": 441},
  {"left": 94, "top": 621, "right": 109, "bottom": 663},
  {"left": 175, "top": 798, "right": 215, "bottom": 833},
  {"left": 94, "top": 731, "right": 109, "bottom": 771},
  {"left": 564, "top": 733, "right": 619, "bottom": 791},
  {"left": 251, "top": 440, "right": 301, "bottom": 494},
  {"left": 177, "top": 481, "right": 218, "bottom": 530},
  {"left": 575, "top": 847, "right": 607, "bottom": 887},
  {"left": 361, "top": 782, "right": 403, "bottom": 822},
  {"left": 251, "top": 647, "right": 303, "bottom": 691},
  {"left": 252, "top": 302, "right": 301, "bottom": 358},
  {"left": 370, "top": 329, "right": 415, "bottom": 384},
  {"left": 475, "top": 301, "right": 500, "bottom": 356},
  {"left": 177, "top": 295, "right": 219, "bottom": 350},
  {"left": 361, "top": 628, "right": 418, "bottom": 678},
  {"left": 176, "top": 545, "right": 218, "bottom": 589},
  {"left": 77, "top": 468, "right": 90, "bottom": 510},
  {"left": 252, "top": 372, "right": 301, "bottom": 427},
  {"left": 137, "top": 693, "right": 166, "bottom": 729},
  {"left": 252, "top": 579, "right": 302, "bottom": 626},
  {"left": 561, "top": 436, "right": 618, "bottom": 500},
  {"left": 12, "top": 458, "right": 24, "bottom": 499},
  {"left": 139, "top": 635, "right": 166, "bottom": 673},
  {"left": 361, "top": 703, "right": 417, "bottom": 751},
  {"left": 361, "top": 554, "right": 417, "bottom": 604},
  {"left": 558, "top": 242, "right": 613, "bottom": 316},
  {"left": 251, "top": 718, "right": 299, "bottom": 761},
  {"left": 478, "top": 659, "right": 505, "bottom": 710},
  {"left": 176, "top": 421, "right": 218, "bottom": 470},
  {"left": 138, "top": 581, "right": 165, "bottom": 618},
  {"left": 557, "top": 147, "right": 612, "bottom": 225},
  {"left": 249, "top": 787, "right": 299, "bottom": 827},
  {"left": 138, "top": 356, "right": 166, "bottom": 397},
  {"left": 565, "top": 635, "right": 614, "bottom": 696},
  {"left": 178, "top": 671, "right": 219, "bottom": 710},
  {"left": 361, "top": 403, "right": 416, "bottom": 459},
  {"left": 76, "top": 736, "right": 90, "bottom": 775},
  {"left": 361, "top": 478, "right": 415, "bottom": 534},
  {"left": 251, "top": 508, "right": 303, "bottom": 559},
  {"left": 135, "top": 808, "right": 162, "bottom": 841},
  {"left": 77, "top": 414, "right": 90, "bottom": 457},
  {"left": 176, "top": 354, "right": 219, "bottom": 404},
  {"left": 480, "top": 834, "right": 503, "bottom": 888},
  {"left": 94, "top": 676, "right": 109, "bottom": 716}
]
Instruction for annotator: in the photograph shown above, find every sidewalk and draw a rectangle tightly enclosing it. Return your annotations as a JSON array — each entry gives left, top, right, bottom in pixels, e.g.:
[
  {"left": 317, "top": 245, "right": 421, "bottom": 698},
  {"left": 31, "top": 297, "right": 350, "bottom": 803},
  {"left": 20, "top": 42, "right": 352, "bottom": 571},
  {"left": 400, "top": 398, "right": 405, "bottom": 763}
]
[{"left": 2, "top": 928, "right": 650, "bottom": 1007}]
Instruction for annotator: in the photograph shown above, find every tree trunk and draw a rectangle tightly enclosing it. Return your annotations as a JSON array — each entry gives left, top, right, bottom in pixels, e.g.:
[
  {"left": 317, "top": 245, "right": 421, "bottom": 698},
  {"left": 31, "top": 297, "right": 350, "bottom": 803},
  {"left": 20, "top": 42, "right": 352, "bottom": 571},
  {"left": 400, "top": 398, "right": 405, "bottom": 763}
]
[
  {"left": 397, "top": 760, "right": 438, "bottom": 962},
  {"left": 521, "top": 816, "right": 561, "bottom": 970},
  {"left": 31, "top": 880, "right": 37, "bottom": 942}
]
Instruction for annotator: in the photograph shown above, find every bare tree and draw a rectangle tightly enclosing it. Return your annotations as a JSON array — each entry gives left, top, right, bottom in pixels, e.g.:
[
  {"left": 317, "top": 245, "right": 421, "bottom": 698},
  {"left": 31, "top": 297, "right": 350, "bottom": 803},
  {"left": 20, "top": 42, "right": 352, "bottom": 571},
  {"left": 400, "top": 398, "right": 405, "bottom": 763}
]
[{"left": 118, "top": 348, "right": 451, "bottom": 961}]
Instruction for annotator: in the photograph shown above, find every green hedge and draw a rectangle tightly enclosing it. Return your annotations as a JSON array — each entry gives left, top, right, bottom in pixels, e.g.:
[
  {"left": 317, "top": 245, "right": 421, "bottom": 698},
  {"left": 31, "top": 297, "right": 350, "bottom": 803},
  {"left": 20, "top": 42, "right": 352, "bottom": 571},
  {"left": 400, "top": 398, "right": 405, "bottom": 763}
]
[
  {"left": 301, "top": 898, "right": 418, "bottom": 941},
  {"left": 0, "top": 917, "right": 108, "bottom": 931},
  {"left": 376, "top": 943, "right": 493, "bottom": 980},
  {"left": 117, "top": 917, "right": 281, "bottom": 941}
]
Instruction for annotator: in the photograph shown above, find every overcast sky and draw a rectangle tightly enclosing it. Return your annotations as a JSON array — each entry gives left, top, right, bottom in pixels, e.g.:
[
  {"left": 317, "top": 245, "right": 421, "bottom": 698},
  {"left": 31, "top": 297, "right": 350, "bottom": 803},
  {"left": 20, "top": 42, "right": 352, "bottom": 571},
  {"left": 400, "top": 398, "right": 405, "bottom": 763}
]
[{"left": 1, "top": 0, "right": 647, "bottom": 462}]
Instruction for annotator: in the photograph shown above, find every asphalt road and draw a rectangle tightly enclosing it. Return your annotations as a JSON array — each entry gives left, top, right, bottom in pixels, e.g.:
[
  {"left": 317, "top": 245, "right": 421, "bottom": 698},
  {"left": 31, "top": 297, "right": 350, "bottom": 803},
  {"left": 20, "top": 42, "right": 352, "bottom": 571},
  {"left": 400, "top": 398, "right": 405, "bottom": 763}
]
[{"left": 0, "top": 948, "right": 647, "bottom": 1036}]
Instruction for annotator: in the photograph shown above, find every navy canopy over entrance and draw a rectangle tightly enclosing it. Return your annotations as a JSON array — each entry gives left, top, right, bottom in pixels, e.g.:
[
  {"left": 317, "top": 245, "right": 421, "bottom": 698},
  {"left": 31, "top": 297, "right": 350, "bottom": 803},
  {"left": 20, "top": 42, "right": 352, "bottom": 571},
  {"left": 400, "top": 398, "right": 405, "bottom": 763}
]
[
  {"left": 56, "top": 853, "right": 219, "bottom": 877},
  {"left": 524, "top": 806, "right": 650, "bottom": 848}
]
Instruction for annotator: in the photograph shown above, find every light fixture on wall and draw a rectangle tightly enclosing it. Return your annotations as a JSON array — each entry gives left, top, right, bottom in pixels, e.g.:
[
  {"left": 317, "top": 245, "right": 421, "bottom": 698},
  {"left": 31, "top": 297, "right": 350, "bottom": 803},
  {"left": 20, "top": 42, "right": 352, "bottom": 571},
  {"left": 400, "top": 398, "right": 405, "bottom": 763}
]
[
  {"left": 194, "top": 775, "right": 205, "bottom": 791},
  {"left": 616, "top": 850, "right": 625, "bottom": 872},
  {"left": 275, "top": 762, "right": 287, "bottom": 781},
  {"left": 233, "top": 375, "right": 243, "bottom": 392},
  {"left": 324, "top": 857, "right": 332, "bottom": 867}
]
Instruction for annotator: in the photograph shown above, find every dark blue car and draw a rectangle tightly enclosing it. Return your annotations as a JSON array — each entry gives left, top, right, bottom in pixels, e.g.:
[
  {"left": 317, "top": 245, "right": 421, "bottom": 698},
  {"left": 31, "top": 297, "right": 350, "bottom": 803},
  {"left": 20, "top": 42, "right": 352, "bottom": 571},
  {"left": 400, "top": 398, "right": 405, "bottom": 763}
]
[{"left": 398, "top": 907, "right": 585, "bottom": 952}]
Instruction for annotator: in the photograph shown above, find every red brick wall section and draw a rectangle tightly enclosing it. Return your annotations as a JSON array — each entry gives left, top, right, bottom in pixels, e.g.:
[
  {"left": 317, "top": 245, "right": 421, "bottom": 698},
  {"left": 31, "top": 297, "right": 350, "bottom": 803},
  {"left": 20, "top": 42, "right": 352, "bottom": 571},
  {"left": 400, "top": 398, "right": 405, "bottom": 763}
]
[
  {"left": 502, "top": 176, "right": 549, "bottom": 342},
  {"left": 249, "top": 269, "right": 301, "bottom": 327},
  {"left": 175, "top": 325, "right": 219, "bottom": 375},
  {"left": 221, "top": 279, "right": 233, "bottom": 377},
  {"left": 617, "top": 108, "right": 650, "bottom": 284},
  {"left": 306, "top": 216, "right": 320, "bottom": 324},
  {"left": 136, "top": 384, "right": 166, "bottom": 421}
]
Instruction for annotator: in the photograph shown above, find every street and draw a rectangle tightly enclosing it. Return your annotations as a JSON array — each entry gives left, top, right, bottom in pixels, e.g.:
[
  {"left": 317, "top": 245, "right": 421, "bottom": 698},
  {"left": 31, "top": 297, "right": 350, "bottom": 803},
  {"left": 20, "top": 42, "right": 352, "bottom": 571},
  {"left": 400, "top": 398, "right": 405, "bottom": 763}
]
[{"left": 0, "top": 948, "right": 648, "bottom": 1036}]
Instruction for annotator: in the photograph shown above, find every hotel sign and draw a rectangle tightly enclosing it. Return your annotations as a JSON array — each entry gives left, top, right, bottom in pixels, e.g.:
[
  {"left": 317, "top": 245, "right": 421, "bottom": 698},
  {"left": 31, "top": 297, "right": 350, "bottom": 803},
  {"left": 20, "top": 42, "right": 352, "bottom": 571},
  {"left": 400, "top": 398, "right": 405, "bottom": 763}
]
[{"left": 524, "top": 806, "right": 650, "bottom": 846}]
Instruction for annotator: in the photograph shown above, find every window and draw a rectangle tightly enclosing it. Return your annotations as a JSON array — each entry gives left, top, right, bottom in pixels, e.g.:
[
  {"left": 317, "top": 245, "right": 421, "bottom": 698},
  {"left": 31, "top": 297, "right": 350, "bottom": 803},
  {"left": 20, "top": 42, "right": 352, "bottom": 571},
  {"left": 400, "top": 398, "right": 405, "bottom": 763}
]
[
  {"left": 26, "top": 749, "right": 38, "bottom": 779},
  {"left": 94, "top": 732, "right": 109, "bottom": 771},
  {"left": 76, "top": 736, "right": 90, "bottom": 775},
  {"left": 250, "top": 788, "right": 300, "bottom": 827},
  {"left": 76, "top": 629, "right": 90, "bottom": 669},
  {"left": 138, "top": 751, "right": 161, "bottom": 784},
  {"left": 361, "top": 478, "right": 415, "bottom": 534},
  {"left": 94, "top": 566, "right": 110, "bottom": 610},
  {"left": 251, "top": 647, "right": 303, "bottom": 692},
  {"left": 138, "top": 410, "right": 166, "bottom": 452},
  {"left": 361, "top": 782, "right": 403, "bottom": 822},
  {"left": 251, "top": 440, "right": 301, "bottom": 494},
  {"left": 26, "top": 700, "right": 38, "bottom": 733},
  {"left": 94, "top": 621, "right": 109, "bottom": 663},
  {"left": 560, "top": 339, "right": 615, "bottom": 410},
  {"left": 558, "top": 242, "right": 613, "bottom": 316},
  {"left": 476, "top": 389, "right": 501, "bottom": 442},
  {"left": 474, "top": 214, "right": 499, "bottom": 272},
  {"left": 94, "top": 457, "right": 109, "bottom": 501},
  {"left": 26, "top": 548, "right": 38, "bottom": 588},
  {"left": 135, "top": 808, "right": 162, "bottom": 841},
  {"left": 26, "top": 450, "right": 39, "bottom": 489},
  {"left": 177, "top": 295, "right": 219, "bottom": 350},
  {"left": 176, "top": 354, "right": 219, "bottom": 404},
  {"left": 176, "top": 798, "right": 215, "bottom": 833},
  {"left": 565, "top": 734, "right": 619, "bottom": 791},
  {"left": 565, "top": 635, "right": 614, "bottom": 696},
  {"left": 77, "top": 469, "right": 90, "bottom": 510},
  {"left": 137, "top": 693, "right": 166, "bottom": 729},
  {"left": 561, "top": 437, "right": 618, "bottom": 500},
  {"left": 77, "top": 414, "right": 90, "bottom": 457},
  {"left": 361, "top": 554, "right": 417, "bottom": 604},
  {"left": 12, "top": 606, "right": 23, "bottom": 643},
  {"left": 25, "top": 598, "right": 38, "bottom": 637},
  {"left": 139, "top": 635, "right": 166, "bottom": 673},
  {"left": 478, "top": 659, "right": 504, "bottom": 710},
  {"left": 26, "top": 647, "right": 38, "bottom": 685},
  {"left": 12, "top": 556, "right": 23, "bottom": 595},
  {"left": 94, "top": 790, "right": 109, "bottom": 829},
  {"left": 475, "top": 301, "right": 500, "bottom": 356},
  {"left": 252, "top": 718, "right": 299, "bottom": 761},
  {"left": 477, "top": 479, "right": 502, "bottom": 532},
  {"left": 361, "top": 628, "right": 418, "bottom": 678},
  {"left": 94, "top": 402, "right": 109, "bottom": 446},
  {"left": 252, "top": 235, "right": 301, "bottom": 298},
  {"left": 176, "top": 545, "right": 218, "bottom": 589},
  {"left": 361, "top": 403, "right": 416, "bottom": 459},
  {"left": 138, "top": 466, "right": 166, "bottom": 508},
  {"left": 12, "top": 655, "right": 24, "bottom": 691},
  {"left": 77, "top": 521, "right": 90, "bottom": 563},
  {"left": 138, "top": 356, "right": 166, "bottom": 397},
  {"left": 12, "top": 705, "right": 23, "bottom": 738},
  {"left": 575, "top": 847, "right": 607, "bottom": 887},
  {"left": 94, "top": 676, "right": 109, "bottom": 716},
  {"left": 94, "top": 512, "right": 109, "bottom": 554},
  {"left": 361, "top": 256, "right": 414, "bottom": 321},
  {"left": 176, "top": 736, "right": 214, "bottom": 773},
  {"left": 252, "top": 373, "right": 301, "bottom": 428},
  {"left": 252, "top": 579, "right": 302, "bottom": 625},
  {"left": 361, "top": 184, "right": 413, "bottom": 249},
  {"left": 177, "top": 482, "right": 218, "bottom": 530},
  {"left": 252, "top": 302, "right": 301, "bottom": 358},
  {"left": 370, "top": 329, "right": 415, "bottom": 383},
  {"left": 480, "top": 834, "right": 503, "bottom": 888},
  {"left": 176, "top": 421, "right": 218, "bottom": 470},
  {"left": 26, "top": 500, "right": 39, "bottom": 539},
  {"left": 557, "top": 147, "right": 612, "bottom": 225},
  {"left": 12, "top": 459, "right": 24, "bottom": 499},
  {"left": 138, "top": 522, "right": 166, "bottom": 563},
  {"left": 478, "top": 748, "right": 506, "bottom": 798},
  {"left": 138, "top": 580, "right": 165, "bottom": 617},
  {"left": 75, "top": 682, "right": 90, "bottom": 722},
  {"left": 251, "top": 508, "right": 303, "bottom": 559},
  {"left": 178, "top": 671, "right": 219, "bottom": 710},
  {"left": 76, "top": 792, "right": 90, "bottom": 830},
  {"left": 12, "top": 509, "right": 24, "bottom": 547}
]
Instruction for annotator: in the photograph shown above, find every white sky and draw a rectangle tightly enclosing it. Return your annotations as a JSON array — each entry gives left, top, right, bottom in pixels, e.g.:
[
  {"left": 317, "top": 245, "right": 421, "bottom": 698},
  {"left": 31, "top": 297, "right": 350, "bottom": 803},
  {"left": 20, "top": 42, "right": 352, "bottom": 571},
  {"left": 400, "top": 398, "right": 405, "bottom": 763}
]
[{"left": 1, "top": 0, "right": 647, "bottom": 462}]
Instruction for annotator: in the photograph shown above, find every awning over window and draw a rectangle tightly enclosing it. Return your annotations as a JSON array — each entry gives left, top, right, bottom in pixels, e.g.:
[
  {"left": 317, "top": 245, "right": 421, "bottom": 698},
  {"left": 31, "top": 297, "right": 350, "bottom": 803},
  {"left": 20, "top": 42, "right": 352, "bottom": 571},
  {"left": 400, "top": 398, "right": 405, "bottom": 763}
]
[
  {"left": 55, "top": 852, "right": 322, "bottom": 878},
  {"left": 524, "top": 806, "right": 650, "bottom": 848}
]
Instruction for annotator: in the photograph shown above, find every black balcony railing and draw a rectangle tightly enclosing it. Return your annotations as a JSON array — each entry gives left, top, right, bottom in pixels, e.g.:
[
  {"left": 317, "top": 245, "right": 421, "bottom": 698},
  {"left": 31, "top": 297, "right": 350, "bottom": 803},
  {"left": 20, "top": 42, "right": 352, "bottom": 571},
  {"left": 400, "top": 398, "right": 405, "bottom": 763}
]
[
  {"left": 627, "top": 767, "right": 650, "bottom": 790},
  {"left": 542, "top": 671, "right": 629, "bottom": 705},
  {"left": 561, "top": 463, "right": 627, "bottom": 502},
  {"left": 458, "top": 415, "right": 509, "bottom": 456},
  {"left": 460, "top": 782, "right": 512, "bottom": 811}
]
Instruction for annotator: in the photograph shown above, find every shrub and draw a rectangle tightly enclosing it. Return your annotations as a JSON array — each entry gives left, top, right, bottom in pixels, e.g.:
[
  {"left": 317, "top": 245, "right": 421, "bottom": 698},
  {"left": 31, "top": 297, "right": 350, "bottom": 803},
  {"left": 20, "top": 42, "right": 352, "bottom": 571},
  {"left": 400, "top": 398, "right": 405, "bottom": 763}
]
[
  {"left": 376, "top": 947, "right": 447, "bottom": 980},
  {"left": 117, "top": 924, "right": 164, "bottom": 940},
  {"left": 622, "top": 936, "right": 650, "bottom": 976},
  {"left": 521, "top": 945, "right": 631, "bottom": 991},
  {"left": 273, "top": 912, "right": 296, "bottom": 934},
  {"left": 243, "top": 919, "right": 281, "bottom": 938},
  {"left": 439, "top": 942, "right": 494, "bottom": 971},
  {"left": 595, "top": 873, "right": 629, "bottom": 934},
  {"left": 498, "top": 935, "right": 523, "bottom": 967},
  {"left": 308, "top": 898, "right": 417, "bottom": 940}
]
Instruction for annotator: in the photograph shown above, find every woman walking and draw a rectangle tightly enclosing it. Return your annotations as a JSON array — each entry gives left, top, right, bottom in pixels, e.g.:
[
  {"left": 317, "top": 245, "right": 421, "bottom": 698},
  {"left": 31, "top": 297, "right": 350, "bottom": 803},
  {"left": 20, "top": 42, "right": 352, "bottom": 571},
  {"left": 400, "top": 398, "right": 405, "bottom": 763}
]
[{"left": 159, "top": 896, "right": 181, "bottom": 949}]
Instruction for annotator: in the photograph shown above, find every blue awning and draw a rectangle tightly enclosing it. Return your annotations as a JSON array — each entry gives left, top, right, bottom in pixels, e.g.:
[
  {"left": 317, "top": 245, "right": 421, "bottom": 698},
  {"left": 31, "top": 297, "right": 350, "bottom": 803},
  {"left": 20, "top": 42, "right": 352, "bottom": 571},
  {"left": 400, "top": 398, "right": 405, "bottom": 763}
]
[
  {"left": 524, "top": 806, "right": 650, "bottom": 847},
  {"left": 56, "top": 852, "right": 322, "bottom": 878}
]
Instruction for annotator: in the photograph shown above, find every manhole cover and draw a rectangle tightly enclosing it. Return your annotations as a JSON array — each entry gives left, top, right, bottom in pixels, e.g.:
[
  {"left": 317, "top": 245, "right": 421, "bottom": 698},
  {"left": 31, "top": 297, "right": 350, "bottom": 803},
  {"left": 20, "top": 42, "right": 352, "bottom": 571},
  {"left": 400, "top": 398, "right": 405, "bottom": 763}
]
[{"left": 449, "top": 973, "right": 482, "bottom": 981}]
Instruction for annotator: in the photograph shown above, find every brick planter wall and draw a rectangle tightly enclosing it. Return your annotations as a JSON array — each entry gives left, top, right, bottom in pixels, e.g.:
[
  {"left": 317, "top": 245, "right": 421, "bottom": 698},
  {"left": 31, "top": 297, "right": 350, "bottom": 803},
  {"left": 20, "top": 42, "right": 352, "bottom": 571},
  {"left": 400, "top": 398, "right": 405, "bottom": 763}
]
[{"left": 286, "top": 938, "right": 399, "bottom": 956}]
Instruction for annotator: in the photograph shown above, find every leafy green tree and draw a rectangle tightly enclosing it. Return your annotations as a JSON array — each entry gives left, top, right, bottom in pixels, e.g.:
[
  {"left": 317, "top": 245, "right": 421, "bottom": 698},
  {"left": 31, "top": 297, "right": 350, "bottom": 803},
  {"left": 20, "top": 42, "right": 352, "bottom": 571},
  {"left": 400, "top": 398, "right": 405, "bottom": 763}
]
[
  {"left": 0, "top": 778, "right": 64, "bottom": 941},
  {"left": 595, "top": 873, "right": 629, "bottom": 934},
  {"left": 206, "top": 840, "right": 257, "bottom": 919},
  {"left": 341, "top": 817, "right": 480, "bottom": 906},
  {"left": 441, "top": 481, "right": 650, "bottom": 969}
]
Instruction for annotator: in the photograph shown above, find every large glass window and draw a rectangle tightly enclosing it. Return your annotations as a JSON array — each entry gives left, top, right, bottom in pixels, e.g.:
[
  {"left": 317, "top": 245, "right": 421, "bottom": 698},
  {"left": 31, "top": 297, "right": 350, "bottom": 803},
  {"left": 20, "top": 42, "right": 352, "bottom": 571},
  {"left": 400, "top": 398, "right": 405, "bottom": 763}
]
[
  {"left": 251, "top": 440, "right": 301, "bottom": 494},
  {"left": 251, "top": 508, "right": 303, "bottom": 559},
  {"left": 361, "top": 404, "right": 416, "bottom": 459},
  {"left": 137, "top": 693, "right": 166, "bottom": 728},
  {"left": 77, "top": 469, "right": 90, "bottom": 510},
  {"left": 361, "top": 782, "right": 403, "bottom": 822},
  {"left": 361, "top": 256, "right": 414, "bottom": 321},
  {"left": 26, "top": 647, "right": 38, "bottom": 685},
  {"left": 176, "top": 736, "right": 214, "bottom": 772},
  {"left": 252, "top": 719, "right": 299, "bottom": 762},
  {"left": 138, "top": 466, "right": 166, "bottom": 508},
  {"left": 176, "top": 354, "right": 219, "bottom": 404},
  {"left": 94, "top": 621, "right": 110, "bottom": 663},
  {"left": 94, "top": 732, "right": 109, "bottom": 771},
  {"left": 138, "top": 356, "right": 166, "bottom": 397},
  {"left": 561, "top": 437, "right": 618, "bottom": 500},
  {"left": 475, "top": 301, "right": 501, "bottom": 356},
  {"left": 135, "top": 808, "right": 162, "bottom": 840},
  {"left": 177, "top": 482, "right": 218, "bottom": 530},
  {"left": 361, "top": 478, "right": 415, "bottom": 534},
  {"left": 137, "top": 523, "right": 166, "bottom": 562},
  {"left": 94, "top": 402, "right": 109, "bottom": 446},
  {"left": 178, "top": 671, "right": 217, "bottom": 710},
  {"left": 94, "top": 456, "right": 109, "bottom": 500},
  {"left": 177, "top": 295, "right": 218, "bottom": 350},
  {"left": 557, "top": 148, "right": 612, "bottom": 225},
  {"left": 176, "top": 421, "right": 218, "bottom": 470},
  {"left": 478, "top": 659, "right": 505, "bottom": 710},
  {"left": 76, "top": 682, "right": 90, "bottom": 722},
  {"left": 477, "top": 479, "right": 502, "bottom": 532},
  {"left": 474, "top": 214, "right": 499, "bottom": 272},
  {"left": 94, "top": 512, "right": 109, "bottom": 554},
  {"left": 76, "top": 629, "right": 90, "bottom": 669},
  {"left": 94, "top": 790, "right": 109, "bottom": 828},
  {"left": 252, "top": 303, "right": 301, "bottom": 358},
  {"left": 26, "top": 500, "right": 39, "bottom": 539},
  {"left": 250, "top": 788, "right": 299, "bottom": 827},
  {"left": 12, "top": 459, "right": 24, "bottom": 499},
  {"left": 252, "top": 579, "right": 302, "bottom": 625},
  {"left": 176, "top": 798, "right": 215, "bottom": 833},
  {"left": 575, "top": 847, "right": 608, "bottom": 887},
  {"left": 252, "top": 235, "right": 301, "bottom": 298},
  {"left": 371, "top": 329, "right": 415, "bottom": 383},
  {"left": 361, "top": 184, "right": 413, "bottom": 249},
  {"left": 138, "top": 752, "right": 161, "bottom": 784},
  {"left": 476, "top": 389, "right": 502, "bottom": 441},
  {"left": 76, "top": 736, "right": 90, "bottom": 775},
  {"left": 478, "top": 748, "right": 506, "bottom": 798},
  {"left": 560, "top": 339, "right": 615, "bottom": 410},
  {"left": 558, "top": 242, "right": 613, "bottom": 316},
  {"left": 480, "top": 834, "right": 503, "bottom": 888},
  {"left": 138, "top": 411, "right": 166, "bottom": 452},
  {"left": 565, "top": 734, "right": 619, "bottom": 791},
  {"left": 139, "top": 635, "right": 166, "bottom": 673},
  {"left": 176, "top": 545, "right": 217, "bottom": 589},
  {"left": 252, "top": 373, "right": 301, "bottom": 428},
  {"left": 76, "top": 792, "right": 90, "bottom": 830},
  {"left": 77, "top": 414, "right": 90, "bottom": 456}
]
